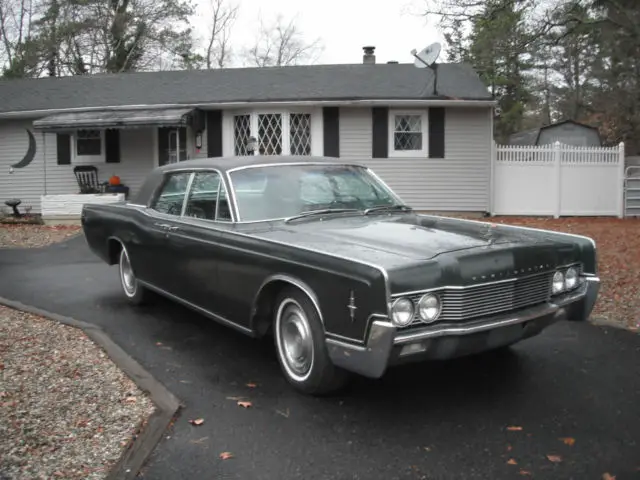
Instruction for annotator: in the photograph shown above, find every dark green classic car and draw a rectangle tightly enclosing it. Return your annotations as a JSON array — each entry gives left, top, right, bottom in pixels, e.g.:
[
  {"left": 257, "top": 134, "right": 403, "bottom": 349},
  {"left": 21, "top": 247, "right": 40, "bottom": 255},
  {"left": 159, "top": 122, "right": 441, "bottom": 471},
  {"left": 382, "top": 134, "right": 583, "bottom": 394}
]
[{"left": 81, "top": 156, "right": 600, "bottom": 395}]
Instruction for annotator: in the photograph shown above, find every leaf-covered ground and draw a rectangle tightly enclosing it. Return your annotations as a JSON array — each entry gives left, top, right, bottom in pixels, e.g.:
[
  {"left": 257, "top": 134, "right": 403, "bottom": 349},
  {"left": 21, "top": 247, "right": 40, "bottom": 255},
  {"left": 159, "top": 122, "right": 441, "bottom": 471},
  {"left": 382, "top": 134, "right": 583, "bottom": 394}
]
[
  {"left": 480, "top": 216, "right": 640, "bottom": 331},
  {"left": 0, "top": 225, "right": 82, "bottom": 248}
]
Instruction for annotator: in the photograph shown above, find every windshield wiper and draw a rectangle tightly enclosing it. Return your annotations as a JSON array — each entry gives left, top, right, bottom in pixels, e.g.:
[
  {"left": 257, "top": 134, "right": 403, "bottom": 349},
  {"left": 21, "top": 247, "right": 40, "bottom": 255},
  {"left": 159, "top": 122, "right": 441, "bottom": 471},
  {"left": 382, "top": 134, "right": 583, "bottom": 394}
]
[
  {"left": 364, "top": 204, "right": 413, "bottom": 215},
  {"left": 284, "top": 208, "right": 361, "bottom": 223}
]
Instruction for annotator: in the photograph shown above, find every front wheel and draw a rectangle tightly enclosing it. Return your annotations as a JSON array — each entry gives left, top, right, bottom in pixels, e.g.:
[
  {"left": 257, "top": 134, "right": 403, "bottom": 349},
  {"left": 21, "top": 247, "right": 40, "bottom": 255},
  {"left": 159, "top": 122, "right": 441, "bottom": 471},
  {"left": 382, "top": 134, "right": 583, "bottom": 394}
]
[{"left": 273, "top": 287, "right": 350, "bottom": 395}]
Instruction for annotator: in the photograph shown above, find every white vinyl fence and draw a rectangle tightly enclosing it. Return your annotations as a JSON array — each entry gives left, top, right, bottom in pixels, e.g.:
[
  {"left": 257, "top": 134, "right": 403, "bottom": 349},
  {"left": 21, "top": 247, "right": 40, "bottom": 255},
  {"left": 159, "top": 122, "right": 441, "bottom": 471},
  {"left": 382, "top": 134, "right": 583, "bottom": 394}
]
[{"left": 491, "top": 141, "right": 625, "bottom": 218}]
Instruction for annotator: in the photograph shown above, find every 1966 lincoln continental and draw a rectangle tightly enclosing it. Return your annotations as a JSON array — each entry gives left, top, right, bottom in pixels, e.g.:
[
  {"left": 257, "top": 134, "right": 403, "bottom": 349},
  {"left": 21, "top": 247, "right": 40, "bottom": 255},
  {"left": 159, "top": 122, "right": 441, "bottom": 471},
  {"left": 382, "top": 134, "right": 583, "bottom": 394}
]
[{"left": 82, "top": 155, "right": 600, "bottom": 395}]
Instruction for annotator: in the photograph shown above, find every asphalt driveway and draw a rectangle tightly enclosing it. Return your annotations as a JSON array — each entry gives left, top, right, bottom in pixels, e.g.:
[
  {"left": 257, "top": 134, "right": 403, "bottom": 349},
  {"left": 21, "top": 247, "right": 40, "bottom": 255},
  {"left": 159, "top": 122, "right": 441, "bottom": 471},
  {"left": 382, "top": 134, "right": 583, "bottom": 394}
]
[{"left": 1, "top": 235, "right": 639, "bottom": 480}]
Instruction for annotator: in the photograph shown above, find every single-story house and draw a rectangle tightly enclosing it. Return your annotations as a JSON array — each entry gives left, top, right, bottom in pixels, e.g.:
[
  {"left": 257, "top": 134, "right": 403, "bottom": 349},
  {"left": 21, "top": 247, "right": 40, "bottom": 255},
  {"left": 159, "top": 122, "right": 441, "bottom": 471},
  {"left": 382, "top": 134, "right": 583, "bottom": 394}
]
[
  {"left": 0, "top": 46, "right": 495, "bottom": 222},
  {"left": 508, "top": 119, "right": 602, "bottom": 147}
]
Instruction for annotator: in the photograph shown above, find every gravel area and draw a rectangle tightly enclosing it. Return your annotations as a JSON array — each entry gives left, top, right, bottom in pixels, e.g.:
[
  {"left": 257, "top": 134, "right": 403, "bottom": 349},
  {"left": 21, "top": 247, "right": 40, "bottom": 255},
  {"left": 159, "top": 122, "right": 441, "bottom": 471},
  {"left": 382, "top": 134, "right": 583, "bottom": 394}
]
[
  {"left": 0, "top": 305, "right": 155, "bottom": 479},
  {"left": 0, "top": 225, "right": 82, "bottom": 249}
]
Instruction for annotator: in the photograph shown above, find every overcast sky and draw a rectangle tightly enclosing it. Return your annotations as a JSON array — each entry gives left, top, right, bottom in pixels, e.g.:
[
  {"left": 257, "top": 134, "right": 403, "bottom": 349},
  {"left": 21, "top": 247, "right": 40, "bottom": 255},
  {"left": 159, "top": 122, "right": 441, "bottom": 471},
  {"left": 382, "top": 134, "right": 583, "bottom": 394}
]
[{"left": 189, "top": 0, "right": 445, "bottom": 66}]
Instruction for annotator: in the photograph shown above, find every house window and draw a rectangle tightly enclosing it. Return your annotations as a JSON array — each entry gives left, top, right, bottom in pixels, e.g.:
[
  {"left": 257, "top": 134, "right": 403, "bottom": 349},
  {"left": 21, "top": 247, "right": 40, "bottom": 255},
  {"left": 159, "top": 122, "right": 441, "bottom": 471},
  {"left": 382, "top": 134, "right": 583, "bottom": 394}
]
[
  {"left": 234, "top": 115, "right": 251, "bottom": 155},
  {"left": 76, "top": 129, "right": 102, "bottom": 156},
  {"left": 232, "top": 111, "right": 313, "bottom": 156},
  {"left": 389, "top": 111, "right": 428, "bottom": 157},
  {"left": 258, "top": 113, "right": 283, "bottom": 155},
  {"left": 290, "top": 113, "right": 312, "bottom": 155}
]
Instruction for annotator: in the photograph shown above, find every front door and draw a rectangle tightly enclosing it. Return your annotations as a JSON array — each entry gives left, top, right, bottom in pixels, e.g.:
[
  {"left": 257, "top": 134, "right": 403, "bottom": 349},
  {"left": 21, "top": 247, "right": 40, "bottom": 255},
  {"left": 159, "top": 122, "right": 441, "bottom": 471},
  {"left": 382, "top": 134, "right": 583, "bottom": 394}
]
[{"left": 158, "top": 127, "right": 188, "bottom": 166}]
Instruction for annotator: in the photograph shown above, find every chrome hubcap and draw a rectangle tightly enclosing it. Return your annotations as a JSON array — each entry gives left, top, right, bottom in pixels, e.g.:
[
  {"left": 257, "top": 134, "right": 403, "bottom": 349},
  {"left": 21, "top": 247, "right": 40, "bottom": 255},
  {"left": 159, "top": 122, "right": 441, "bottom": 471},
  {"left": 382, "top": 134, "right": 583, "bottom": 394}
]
[
  {"left": 120, "top": 248, "right": 136, "bottom": 295},
  {"left": 278, "top": 301, "right": 313, "bottom": 379}
]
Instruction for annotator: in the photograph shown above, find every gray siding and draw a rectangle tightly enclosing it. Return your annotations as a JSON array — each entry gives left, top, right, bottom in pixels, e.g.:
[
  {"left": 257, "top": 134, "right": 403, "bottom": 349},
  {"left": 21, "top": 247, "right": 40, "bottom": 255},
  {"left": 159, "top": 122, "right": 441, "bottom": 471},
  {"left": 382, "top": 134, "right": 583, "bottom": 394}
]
[
  {"left": 0, "top": 119, "right": 155, "bottom": 213},
  {"left": 538, "top": 123, "right": 601, "bottom": 146},
  {"left": 339, "top": 107, "right": 491, "bottom": 211}
]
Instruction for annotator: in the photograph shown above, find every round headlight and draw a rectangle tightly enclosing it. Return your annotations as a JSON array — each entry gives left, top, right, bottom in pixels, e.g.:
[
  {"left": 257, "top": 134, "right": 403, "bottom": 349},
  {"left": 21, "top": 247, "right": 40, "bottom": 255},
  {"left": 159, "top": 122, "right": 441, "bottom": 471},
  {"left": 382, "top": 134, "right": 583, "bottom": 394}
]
[
  {"left": 418, "top": 293, "right": 441, "bottom": 323},
  {"left": 565, "top": 267, "right": 578, "bottom": 290},
  {"left": 390, "top": 298, "right": 414, "bottom": 327},
  {"left": 552, "top": 271, "right": 565, "bottom": 294}
]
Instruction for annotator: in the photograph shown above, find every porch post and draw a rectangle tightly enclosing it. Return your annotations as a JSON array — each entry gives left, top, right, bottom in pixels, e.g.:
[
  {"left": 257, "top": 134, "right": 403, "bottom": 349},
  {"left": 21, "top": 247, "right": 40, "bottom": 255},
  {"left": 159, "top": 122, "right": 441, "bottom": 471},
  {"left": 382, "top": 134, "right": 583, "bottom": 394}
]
[
  {"left": 618, "top": 141, "right": 625, "bottom": 219},
  {"left": 553, "top": 141, "right": 561, "bottom": 219}
]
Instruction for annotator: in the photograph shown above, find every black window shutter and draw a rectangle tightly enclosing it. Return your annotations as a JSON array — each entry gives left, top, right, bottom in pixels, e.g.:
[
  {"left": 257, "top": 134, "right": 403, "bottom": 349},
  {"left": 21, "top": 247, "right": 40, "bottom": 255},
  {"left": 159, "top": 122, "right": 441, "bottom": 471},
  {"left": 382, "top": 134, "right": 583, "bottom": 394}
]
[
  {"left": 428, "top": 107, "right": 446, "bottom": 158},
  {"left": 372, "top": 107, "right": 388, "bottom": 158},
  {"left": 56, "top": 133, "right": 71, "bottom": 165},
  {"left": 206, "top": 110, "right": 223, "bottom": 157},
  {"left": 322, "top": 107, "right": 340, "bottom": 157},
  {"left": 105, "top": 129, "right": 121, "bottom": 163}
]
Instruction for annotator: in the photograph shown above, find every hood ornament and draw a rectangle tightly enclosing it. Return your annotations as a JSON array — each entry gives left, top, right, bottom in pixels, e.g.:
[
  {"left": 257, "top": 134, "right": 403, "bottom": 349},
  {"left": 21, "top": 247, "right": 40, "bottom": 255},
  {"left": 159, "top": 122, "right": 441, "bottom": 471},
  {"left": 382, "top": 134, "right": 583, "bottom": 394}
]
[{"left": 482, "top": 223, "right": 497, "bottom": 245}]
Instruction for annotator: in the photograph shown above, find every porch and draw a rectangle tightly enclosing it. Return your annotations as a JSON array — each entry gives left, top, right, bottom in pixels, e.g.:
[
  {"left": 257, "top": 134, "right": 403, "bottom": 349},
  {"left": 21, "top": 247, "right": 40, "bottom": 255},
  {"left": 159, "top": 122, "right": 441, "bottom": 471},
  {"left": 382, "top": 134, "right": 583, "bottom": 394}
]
[{"left": 32, "top": 107, "right": 208, "bottom": 224}]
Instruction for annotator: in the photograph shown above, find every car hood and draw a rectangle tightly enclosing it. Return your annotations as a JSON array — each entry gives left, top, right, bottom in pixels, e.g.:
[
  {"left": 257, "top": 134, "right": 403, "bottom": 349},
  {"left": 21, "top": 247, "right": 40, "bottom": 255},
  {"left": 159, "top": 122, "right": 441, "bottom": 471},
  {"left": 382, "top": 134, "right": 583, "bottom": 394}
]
[{"left": 247, "top": 213, "right": 548, "bottom": 268}]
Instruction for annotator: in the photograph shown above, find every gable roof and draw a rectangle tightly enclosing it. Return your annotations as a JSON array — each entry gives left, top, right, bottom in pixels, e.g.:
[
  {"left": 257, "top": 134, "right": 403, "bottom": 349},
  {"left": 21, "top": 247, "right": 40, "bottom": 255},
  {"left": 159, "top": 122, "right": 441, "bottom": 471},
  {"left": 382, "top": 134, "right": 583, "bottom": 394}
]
[
  {"left": 508, "top": 119, "right": 600, "bottom": 145},
  {"left": 0, "top": 63, "right": 493, "bottom": 115}
]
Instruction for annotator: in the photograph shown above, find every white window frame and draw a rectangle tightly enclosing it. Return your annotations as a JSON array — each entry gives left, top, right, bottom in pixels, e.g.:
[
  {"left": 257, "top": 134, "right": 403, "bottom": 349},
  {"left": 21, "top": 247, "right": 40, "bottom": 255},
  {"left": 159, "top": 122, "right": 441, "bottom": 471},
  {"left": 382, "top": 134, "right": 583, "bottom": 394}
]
[
  {"left": 73, "top": 129, "right": 105, "bottom": 164},
  {"left": 388, "top": 110, "right": 429, "bottom": 158},
  {"left": 222, "top": 108, "right": 323, "bottom": 157}
]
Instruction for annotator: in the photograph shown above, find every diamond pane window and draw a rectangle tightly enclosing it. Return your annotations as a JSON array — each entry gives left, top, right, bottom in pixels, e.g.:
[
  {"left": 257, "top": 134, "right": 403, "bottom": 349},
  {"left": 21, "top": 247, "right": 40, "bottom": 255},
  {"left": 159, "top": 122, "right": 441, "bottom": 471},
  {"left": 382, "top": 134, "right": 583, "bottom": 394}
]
[
  {"left": 393, "top": 115, "right": 422, "bottom": 151},
  {"left": 290, "top": 113, "right": 312, "bottom": 155},
  {"left": 258, "top": 114, "right": 283, "bottom": 155},
  {"left": 234, "top": 115, "right": 251, "bottom": 155}
]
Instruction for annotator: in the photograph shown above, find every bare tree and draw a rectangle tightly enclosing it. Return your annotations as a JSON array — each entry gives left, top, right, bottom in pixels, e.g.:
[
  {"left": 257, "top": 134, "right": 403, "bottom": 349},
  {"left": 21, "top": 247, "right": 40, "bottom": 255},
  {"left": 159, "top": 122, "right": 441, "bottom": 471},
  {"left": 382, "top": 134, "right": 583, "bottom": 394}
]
[
  {"left": 205, "top": 0, "right": 237, "bottom": 68},
  {"left": 0, "top": 0, "right": 35, "bottom": 77},
  {"left": 244, "top": 13, "right": 322, "bottom": 67}
]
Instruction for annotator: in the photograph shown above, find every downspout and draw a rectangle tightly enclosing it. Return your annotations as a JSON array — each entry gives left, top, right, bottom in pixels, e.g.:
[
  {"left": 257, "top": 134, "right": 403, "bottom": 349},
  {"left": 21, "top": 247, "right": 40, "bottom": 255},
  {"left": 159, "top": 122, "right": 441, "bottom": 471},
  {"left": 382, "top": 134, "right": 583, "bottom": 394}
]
[{"left": 42, "top": 131, "right": 47, "bottom": 195}]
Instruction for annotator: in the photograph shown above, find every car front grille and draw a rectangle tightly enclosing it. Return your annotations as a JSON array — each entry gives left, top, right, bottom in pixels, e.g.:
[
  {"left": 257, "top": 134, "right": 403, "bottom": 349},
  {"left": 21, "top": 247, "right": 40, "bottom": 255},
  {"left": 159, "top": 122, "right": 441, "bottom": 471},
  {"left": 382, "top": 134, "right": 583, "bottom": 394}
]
[{"left": 404, "top": 270, "right": 554, "bottom": 327}]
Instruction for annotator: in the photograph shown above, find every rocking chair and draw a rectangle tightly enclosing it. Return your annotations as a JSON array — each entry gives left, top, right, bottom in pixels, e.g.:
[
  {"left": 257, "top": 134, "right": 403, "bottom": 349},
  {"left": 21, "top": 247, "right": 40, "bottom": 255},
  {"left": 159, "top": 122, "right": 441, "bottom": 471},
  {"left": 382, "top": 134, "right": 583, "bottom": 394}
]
[{"left": 73, "top": 165, "right": 105, "bottom": 194}]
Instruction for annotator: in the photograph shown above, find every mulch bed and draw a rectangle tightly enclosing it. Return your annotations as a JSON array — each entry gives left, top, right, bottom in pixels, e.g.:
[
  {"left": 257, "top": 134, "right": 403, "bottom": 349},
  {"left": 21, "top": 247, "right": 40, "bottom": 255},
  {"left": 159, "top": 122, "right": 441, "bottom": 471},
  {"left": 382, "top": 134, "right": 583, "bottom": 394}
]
[
  {"left": 0, "top": 225, "right": 82, "bottom": 249},
  {"left": 0, "top": 305, "right": 155, "bottom": 479},
  {"left": 483, "top": 216, "right": 640, "bottom": 331}
]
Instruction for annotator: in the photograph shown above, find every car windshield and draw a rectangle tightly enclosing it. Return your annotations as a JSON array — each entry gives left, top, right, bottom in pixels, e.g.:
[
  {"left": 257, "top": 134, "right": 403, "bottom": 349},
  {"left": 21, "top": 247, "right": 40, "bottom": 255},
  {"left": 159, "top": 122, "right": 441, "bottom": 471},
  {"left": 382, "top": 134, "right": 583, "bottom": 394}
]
[{"left": 229, "top": 164, "right": 403, "bottom": 222}]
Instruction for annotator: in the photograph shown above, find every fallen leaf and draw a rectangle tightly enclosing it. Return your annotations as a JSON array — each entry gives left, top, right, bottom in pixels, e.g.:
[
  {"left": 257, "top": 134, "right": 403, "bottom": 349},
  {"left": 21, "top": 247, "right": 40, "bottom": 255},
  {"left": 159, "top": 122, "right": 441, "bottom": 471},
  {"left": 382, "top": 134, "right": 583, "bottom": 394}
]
[
  {"left": 219, "top": 452, "right": 234, "bottom": 460},
  {"left": 519, "top": 470, "right": 532, "bottom": 476},
  {"left": 507, "top": 444, "right": 513, "bottom": 452},
  {"left": 546, "top": 454, "right": 562, "bottom": 463},
  {"left": 155, "top": 342, "right": 162, "bottom": 346},
  {"left": 507, "top": 459, "right": 518, "bottom": 465},
  {"left": 189, "top": 418, "right": 205, "bottom": 426},
  {"left": 507, "top": 426, "right": 523, "bottom": 431},
  {"left": 559, "top": 437, "right": 575, "bottom": 446},
  {"left": 602, "top": 474, "right": 616, "bottom": 480},
  {"left": 246, "top": 382, "right": 258, "bottom": 388},
  {"left": 423, "top": 446, "right": 431, "bottom": 452},
  {"left": 237, "top": 401, "right": 252, "bottom": 408},
  {"left": 124, "top": 396, "right": 137, "bottom": 404}
]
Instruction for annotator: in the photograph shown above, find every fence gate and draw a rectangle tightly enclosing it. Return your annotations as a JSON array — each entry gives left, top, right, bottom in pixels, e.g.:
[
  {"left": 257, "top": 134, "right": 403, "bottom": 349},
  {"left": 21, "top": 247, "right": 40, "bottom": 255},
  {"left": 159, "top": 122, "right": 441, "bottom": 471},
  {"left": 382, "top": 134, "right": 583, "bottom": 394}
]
[
  {"left": 491, "top": 141, "right": 625, "bottom": 218},
  {"left": 625, "top": 166, "right": 640, "bottom": 217}
]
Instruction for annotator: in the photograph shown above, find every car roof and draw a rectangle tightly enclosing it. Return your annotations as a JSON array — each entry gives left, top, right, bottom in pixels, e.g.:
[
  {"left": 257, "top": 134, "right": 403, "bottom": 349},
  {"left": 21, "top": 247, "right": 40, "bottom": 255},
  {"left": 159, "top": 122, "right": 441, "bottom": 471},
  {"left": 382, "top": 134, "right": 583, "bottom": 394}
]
[{"left": 158, "top": 155, "right": 366, "bottom": 174}]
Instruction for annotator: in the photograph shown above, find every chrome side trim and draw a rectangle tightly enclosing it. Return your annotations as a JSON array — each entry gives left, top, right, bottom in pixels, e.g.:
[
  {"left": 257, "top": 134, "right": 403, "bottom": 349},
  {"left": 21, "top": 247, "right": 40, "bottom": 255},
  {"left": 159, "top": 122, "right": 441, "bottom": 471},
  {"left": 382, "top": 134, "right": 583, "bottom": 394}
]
[
  {"left": 137, "top": 279, "right": 255, "bottom": 336},
  {"left": 253, "top": 274, "right": 324, "bottom": 325},
  {"left": 226, "top": 161, "right": 367, "bottom": 174}
]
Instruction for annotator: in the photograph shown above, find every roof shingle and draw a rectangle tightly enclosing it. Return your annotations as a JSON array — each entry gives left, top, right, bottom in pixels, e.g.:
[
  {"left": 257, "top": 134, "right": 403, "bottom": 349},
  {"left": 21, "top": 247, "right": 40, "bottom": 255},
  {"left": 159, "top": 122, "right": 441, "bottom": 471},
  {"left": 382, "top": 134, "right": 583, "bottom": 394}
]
[{"left": 0, "top": 63, "right": 492, "bottom": 114}]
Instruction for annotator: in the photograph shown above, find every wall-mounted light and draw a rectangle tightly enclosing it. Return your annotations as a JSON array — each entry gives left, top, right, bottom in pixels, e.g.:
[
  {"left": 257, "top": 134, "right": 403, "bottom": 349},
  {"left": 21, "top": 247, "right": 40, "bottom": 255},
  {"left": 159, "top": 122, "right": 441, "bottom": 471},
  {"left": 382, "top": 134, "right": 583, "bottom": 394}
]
[{"left": 195, "top": 131, "right": 203, "bottom": 151}]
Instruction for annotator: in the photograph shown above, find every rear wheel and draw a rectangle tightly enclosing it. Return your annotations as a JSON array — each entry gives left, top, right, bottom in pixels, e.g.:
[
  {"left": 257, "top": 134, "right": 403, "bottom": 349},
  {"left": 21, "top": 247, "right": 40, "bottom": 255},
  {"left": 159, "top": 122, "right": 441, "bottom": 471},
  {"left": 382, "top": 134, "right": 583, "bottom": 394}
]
[
  {"left": 119, "top": 244, "right": 149, "bottom": 305},
  {"left": 273, "top": 287, "right": 350, "bottom": 395}
]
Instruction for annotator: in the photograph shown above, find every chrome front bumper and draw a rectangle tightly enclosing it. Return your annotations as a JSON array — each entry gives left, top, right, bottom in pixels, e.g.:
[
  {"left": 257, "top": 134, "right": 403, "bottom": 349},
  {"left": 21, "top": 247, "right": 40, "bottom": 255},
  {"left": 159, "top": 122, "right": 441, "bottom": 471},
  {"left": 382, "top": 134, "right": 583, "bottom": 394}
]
[{"left": 326, "top": 276, "right": 600, "bottom": 379}]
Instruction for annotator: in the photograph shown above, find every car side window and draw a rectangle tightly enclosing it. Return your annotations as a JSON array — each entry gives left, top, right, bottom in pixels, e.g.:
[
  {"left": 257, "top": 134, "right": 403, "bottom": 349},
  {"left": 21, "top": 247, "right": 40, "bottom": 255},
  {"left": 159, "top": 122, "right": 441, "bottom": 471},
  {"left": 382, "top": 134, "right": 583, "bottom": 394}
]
[
  {"left": 184, "top": 171, "right": 233, "bottom": 222},
  {"left": 152, "top": 172, "right": 192, "bottom": 215}
]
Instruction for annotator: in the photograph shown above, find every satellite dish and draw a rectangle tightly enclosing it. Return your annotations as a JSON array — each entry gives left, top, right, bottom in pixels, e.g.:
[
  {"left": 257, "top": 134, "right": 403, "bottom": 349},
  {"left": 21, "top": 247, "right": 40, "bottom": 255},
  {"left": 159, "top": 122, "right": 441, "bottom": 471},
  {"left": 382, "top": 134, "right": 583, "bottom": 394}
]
[{"left": 412, "top": 42, "right": 441, "bottom": 69}]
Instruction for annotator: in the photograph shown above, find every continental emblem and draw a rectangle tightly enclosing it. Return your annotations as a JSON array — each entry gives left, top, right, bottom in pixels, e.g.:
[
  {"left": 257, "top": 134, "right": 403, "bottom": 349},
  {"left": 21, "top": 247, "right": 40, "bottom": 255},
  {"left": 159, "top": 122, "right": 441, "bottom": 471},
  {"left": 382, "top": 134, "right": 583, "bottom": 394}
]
[{"left": 347, "top": 290, "right": 357, "bottom": 322}]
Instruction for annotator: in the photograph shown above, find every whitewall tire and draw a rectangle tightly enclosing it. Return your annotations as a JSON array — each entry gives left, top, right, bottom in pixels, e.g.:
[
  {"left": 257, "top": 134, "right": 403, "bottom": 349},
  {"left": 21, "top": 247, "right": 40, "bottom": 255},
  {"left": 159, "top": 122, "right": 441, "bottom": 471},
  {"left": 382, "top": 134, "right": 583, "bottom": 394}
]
[
  {"left": 118, "top": 244, "right": 148, "bottom": 305},
  {"left": 273, "top": 287, "right": 349, "bottom": 395}
]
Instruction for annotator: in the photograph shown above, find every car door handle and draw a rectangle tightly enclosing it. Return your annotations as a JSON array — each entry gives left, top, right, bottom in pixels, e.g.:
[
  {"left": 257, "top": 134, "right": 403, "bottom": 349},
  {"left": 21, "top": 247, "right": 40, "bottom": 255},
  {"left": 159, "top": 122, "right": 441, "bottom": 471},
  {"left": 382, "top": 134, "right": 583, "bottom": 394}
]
[
  {"left": 154, "top": 222, "right": 171, "bottom": 229},
  {"left": 168, "top": 226, "right": 179, "bottom": 231}
]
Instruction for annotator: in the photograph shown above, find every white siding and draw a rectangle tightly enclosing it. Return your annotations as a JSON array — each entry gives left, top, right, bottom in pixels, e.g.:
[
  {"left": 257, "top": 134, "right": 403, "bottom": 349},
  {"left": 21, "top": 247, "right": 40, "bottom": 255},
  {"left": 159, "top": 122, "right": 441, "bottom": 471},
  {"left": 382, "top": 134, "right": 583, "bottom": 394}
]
[
  {"left": 339, "top": 107, "right": 492, "bottom": 212},
  {"left": 0, "top": 119, "right": 155, "bottom": 213}
]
